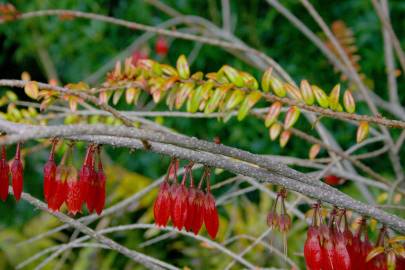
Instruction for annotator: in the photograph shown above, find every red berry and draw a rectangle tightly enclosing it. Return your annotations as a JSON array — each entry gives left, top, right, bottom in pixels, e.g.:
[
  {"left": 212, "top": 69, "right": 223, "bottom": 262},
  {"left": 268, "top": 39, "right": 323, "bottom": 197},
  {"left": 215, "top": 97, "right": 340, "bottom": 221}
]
[
  {"left": 155, "top": 36, "right": 168, "bottom": 56},
  {"left": 11, "top": 143, "right": 23, "bottom": 201},
  {"left": 324, "top": 175, "right": 343, "bottom": 186}
]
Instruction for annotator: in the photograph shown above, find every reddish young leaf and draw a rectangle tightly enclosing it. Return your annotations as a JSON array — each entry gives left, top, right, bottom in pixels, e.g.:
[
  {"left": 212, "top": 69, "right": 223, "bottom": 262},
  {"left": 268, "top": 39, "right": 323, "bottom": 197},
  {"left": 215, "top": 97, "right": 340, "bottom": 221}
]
[
  {"left": 11, "top": 143, "right": 23, "bottom": 201},
  {"left": 0, "top": 146, "right": 9, "bottom": 202}
]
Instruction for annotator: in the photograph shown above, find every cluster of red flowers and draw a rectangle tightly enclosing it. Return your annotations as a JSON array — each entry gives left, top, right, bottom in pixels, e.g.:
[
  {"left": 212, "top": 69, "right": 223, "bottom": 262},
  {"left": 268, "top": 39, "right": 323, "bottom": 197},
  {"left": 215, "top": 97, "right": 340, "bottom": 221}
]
[
  {"left": 0, "top": 143, "right": 24, "bottom": 202},
  {"left": 304, "top": 204, "right": 405, "bottom": 270},
  {"left": 153, "top": 158, "right": 219, "bottom": 239},
  {"left": 44, "top": 142, "right": 106, "bottom": 215}
]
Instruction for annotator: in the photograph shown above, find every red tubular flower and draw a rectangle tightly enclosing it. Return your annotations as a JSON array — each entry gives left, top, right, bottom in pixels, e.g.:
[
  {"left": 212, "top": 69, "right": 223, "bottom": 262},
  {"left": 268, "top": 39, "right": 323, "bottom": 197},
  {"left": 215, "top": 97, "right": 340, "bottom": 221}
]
[
  {"left": 79, "top": 145, "right": 95, "bottom": 212},
  {"left": 43, "top": 140, "right": 58, "bottom": 202},
  {"left": 203, "top": 192, "right": 219, "bottom": 239},
  {"left": 86, "top": 159, "right": 97, "bottom": 214},
  {"left": 154, "top": 158, "right": 179, "bottom": 227},
  {"left": 191, "top": 189, "right": 205, "bottom": 235},
  {"left": 201, "top": 167, "right": 219, "bottom": 239},
  {"left": 0, "top": 146, "right": 10, "bottom": 201},
  {"left": 304, "top": 226, "right": 322, "bottom": 270},
  {"left": 154, "top": 181, "right": 172, "bottom": 227},
  {"left": 332, "top": 232, "right": 351, "bottom": 270},
  {"left": 66, "top": 166, "right": 82, "bottom": 215},
  {"left": 11, "top": 143, "right": 23, "bottom": 201},
  {"left": 184, "top": 170, "right": 205, "bottom": 235},
  {"left": 172, "top": 181, "right": 189, "bottom": 230},
  {"left": 397, "top": 253, "right": 405, "bottom": 269},
  {"left": 48, "top": 165, "right": 68, "bottom": 211},
  {"left": 321, "top": 237, "right": 335, "bottom": 270},
  {"left": 184, "top": 186, "right": 197, "bottom": 232},
  {"left": 94, "top": 152, "right": 106, "bottom": 215}
]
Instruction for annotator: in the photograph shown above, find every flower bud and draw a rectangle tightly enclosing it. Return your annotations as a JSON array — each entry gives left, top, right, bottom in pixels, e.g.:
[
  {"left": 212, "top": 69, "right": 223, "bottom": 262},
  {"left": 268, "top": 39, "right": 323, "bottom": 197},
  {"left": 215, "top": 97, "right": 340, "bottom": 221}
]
[
  {"left": 284, "top": 83, "right": 302, "bottom": 101},
  {"left": 224, "top": 89, "right": 244, "bottom": 111},
  {"left": 265, "top": 101, "right": 282, "bottom": 127},
  {"left": 24, "top": 81, "right": 39, "bottom": 100},
  {"left": 312, "top": 85, "right": 329, "bottom": 108},
  {"left": 300, "top": 80, "right": 314, "bottom": 105},
  {"left": 284, "top": 106, "right": 300, "bottom": 129},
  {"left": 329, "top": 84, "right": 341, "bottom": 111},
  {"left": 222, "top": 65, "right": 244, "bottom": 87},
  {"left": 205, "top": 85, "right": 230, "bottom": 114},
  {"left": 176, "top": 54, "right": 190, "bottom": 79},
  {"left": 343, "top": 90, "right": 356, "bottom": 113},
  {"left": 239, "top": 71, "right": 258, "bottom": 89},
  {"left": 356, "top": 121, "right": 369, "bottom": 143},
  {"left": 261, "top": 67, "right": 273, "bottom": 92},
  {"left": 309, "top": 144, "right": 321, "bottom": 160},
  {"left": 280, "top": 130, "right": 291, "bottom": 148},
  {"left": 237, "top": 91, "right": 262, "bottom": 121},
  {"left": 270, "top": 76, "right": 286, "bottom": 97},
  {"left": 269, "top": 123, "right": 282, "bottom": 141}
]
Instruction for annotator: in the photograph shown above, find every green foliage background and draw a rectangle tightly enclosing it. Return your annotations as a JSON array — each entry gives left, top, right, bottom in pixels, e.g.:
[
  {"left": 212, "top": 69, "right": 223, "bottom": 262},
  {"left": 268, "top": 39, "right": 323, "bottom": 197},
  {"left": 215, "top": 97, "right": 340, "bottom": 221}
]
[{"left": 0, "top": 0, "right": 404, "bottom": 269}]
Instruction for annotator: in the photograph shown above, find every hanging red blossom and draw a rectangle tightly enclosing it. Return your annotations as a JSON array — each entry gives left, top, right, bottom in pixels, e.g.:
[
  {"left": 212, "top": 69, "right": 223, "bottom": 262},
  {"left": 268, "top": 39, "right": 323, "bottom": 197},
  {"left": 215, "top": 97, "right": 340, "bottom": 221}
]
[
  {"left": 0, "top": 145, "right": 10, "bottom": 201},
  {"left": 11, "top": 143, "right": 23, "bottom": 201},
  {"left": 94, "top": 147, "right": 106, "bottom": 215},
  {"left": 43, "top": 140, "right": 58, "bottom": 202},
  {"left": 66, "top": 166, "right": 82, "bottom": 215},
  {"left": 154, "top": 158, "right": 178, "bottom": 227},
  {"left": 202, "top": 167, "right": 219, "bottom": 239},
  {"left": 48, "top": 165, "right": 68, "bottom": 212},
  {"left": 79, "top": 145, "right": 95, "bottom": 212}
]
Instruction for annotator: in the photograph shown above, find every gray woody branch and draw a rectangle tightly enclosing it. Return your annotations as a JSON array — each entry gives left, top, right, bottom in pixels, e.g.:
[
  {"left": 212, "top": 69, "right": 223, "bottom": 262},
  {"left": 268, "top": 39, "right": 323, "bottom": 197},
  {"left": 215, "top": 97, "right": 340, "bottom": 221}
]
[{"left": 1, "top": 120, "right": 404, "bottom": 234}]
